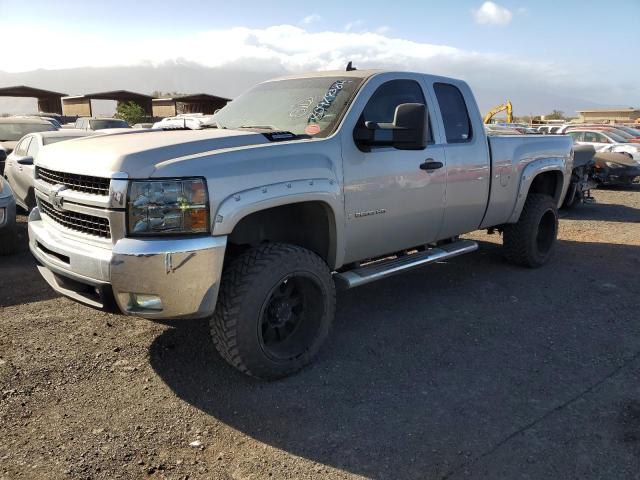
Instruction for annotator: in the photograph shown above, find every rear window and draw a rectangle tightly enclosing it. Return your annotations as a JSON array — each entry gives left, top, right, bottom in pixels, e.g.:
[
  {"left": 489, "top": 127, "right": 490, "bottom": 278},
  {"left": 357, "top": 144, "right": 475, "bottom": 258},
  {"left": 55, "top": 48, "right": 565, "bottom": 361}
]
[
  {"left": 89, "top": 119, "right": 129, "bottom": 130},
  {"left": 44, "top": 136, "right": 83, "bottom": 145},
  {"left": 434, "top": 83, "right": 472, "bottom": 143},
  {"left": 0, "top": 122, "right": 55, "bottom": 142}
]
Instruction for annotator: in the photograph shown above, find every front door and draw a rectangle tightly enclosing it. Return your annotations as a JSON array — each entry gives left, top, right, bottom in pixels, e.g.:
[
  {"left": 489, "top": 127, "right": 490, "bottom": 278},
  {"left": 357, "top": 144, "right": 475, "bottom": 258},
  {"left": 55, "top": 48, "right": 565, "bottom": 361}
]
[{"left": 341, "top": 78, "right": 446, "bottom": 263}]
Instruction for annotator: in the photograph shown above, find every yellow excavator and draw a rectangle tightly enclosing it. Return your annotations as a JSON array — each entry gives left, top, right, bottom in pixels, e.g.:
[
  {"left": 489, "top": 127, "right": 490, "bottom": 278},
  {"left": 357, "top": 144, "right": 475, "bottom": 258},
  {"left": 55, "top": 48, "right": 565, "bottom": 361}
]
[{"left": 484, "top": 101, "right": 513, "bottom": 124}]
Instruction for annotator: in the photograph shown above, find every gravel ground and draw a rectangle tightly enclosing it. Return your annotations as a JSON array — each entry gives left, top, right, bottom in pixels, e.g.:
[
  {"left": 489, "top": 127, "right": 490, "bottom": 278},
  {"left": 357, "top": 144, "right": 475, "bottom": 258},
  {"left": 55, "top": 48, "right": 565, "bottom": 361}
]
[{"left": 1, "top": 186, "right": 639, "bottom": 480}]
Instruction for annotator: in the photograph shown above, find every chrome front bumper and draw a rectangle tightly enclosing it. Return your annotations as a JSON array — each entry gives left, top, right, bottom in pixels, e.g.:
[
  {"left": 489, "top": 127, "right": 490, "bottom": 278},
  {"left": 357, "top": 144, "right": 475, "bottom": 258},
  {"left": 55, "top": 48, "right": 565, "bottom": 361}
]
[{"left": 28, "top": 208, "right": 227, "bottom": 319}]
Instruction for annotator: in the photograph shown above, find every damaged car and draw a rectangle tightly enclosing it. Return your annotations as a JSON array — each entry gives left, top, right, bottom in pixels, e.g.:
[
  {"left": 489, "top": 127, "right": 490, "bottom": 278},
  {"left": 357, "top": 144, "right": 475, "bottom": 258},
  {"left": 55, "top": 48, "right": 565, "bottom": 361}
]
[{"left": 0, "top": 176, "right": 19, "bottom": 256}]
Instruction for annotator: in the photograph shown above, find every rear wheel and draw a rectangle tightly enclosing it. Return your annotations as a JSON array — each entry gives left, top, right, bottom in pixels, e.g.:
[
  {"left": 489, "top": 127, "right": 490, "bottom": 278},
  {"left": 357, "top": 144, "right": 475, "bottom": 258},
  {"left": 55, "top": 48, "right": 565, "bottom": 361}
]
[
  {"left": 210, "top": 243, "right": 335, "bottom": 380},
  {"left": 562, "top": 181, "right": 579, "bottom": 209},
  {"left": 503, "top": 194, "right": 558, "bottom": 268}
]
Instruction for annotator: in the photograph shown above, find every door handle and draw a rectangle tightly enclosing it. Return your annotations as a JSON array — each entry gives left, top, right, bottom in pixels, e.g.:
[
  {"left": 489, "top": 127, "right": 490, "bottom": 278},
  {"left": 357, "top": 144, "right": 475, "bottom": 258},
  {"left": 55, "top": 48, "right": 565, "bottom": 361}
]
[{"left": 419, "top": 159, "right": 443, "bottom": 171}]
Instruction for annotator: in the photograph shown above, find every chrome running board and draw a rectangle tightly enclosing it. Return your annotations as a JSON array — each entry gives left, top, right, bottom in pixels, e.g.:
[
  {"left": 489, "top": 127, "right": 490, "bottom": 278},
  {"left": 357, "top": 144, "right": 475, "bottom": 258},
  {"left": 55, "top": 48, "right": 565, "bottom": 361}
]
[{"left": 334, "top": 239, "right": 478, "bottom": 290}]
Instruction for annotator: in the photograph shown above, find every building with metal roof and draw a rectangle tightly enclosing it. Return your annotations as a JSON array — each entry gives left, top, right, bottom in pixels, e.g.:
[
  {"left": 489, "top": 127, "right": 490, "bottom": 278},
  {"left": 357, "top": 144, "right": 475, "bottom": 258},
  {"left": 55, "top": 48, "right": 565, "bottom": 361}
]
[
  {"left": 577, "top": 108, "right": 640, "bottom": 123},
  {"left": 62, "top": 90, "right": 153, "bottom": 117},
  {"left": 0, "top": 86, "right": 68, "bottom": 115},
  {"left": 152, "top": 94, "right": 230, "bottom": 118}
]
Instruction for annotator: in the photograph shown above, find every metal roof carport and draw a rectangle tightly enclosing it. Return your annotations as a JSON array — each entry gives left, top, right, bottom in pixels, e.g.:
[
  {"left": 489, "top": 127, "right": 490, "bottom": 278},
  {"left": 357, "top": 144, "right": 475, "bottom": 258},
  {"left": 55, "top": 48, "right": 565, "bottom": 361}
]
[
  {"left": 0, "top": 85, "right": 67, "bottom": 115},
  {"left": 62, "top": 90, "right": 153, "bottom": 117},
  {"left": 152, "top": 94, "right": 230, "bottom": 118}
]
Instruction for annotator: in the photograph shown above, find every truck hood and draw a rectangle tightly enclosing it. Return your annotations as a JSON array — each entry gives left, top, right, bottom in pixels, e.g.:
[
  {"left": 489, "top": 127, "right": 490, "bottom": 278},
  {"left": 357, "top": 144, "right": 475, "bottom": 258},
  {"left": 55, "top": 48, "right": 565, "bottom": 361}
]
[{"left": 36, "top": 128, "right": 271, "bottom": 178}]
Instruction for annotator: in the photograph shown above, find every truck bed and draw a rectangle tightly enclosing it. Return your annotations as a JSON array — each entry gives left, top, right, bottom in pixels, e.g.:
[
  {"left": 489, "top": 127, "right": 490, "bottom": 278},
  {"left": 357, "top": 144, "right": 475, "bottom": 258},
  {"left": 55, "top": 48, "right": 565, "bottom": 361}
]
[{"left": 481, "top": 134, "right": 574, "bottom": 228}]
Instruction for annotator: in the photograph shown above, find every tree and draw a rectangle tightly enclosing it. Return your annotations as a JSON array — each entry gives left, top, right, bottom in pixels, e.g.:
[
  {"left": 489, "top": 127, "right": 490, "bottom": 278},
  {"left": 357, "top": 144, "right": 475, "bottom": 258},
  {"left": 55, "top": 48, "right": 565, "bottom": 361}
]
[
  {"left": 545, "top": 110, "right": 565, "bottom": 120},
  {"left": 115, "top": 101, "right": 145, "bottom": 125}
]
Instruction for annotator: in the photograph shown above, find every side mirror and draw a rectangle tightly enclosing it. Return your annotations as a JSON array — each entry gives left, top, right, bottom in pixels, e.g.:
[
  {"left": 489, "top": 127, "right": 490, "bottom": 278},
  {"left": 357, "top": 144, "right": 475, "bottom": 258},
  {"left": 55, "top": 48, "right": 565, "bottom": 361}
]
[
  {"left": 17, "top": 156, "right": 34, "bottom": 165},
  {"left": 354, "top": 103, "right": 428, "bottom": 150}
]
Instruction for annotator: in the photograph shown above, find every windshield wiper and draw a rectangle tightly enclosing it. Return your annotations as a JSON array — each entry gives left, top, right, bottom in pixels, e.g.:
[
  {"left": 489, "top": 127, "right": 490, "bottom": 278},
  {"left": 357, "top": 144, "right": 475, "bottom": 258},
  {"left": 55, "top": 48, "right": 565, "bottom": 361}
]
[
  {"left": 201, "top": 121, "right": 224, "bottom": 129},
  {"left": 237, "top": 125, "right": 276, "bottom": 130}
]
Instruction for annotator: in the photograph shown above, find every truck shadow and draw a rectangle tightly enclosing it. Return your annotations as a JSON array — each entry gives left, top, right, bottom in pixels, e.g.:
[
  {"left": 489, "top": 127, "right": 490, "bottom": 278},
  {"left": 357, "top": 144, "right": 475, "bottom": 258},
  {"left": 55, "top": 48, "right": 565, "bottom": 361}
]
[
  {"left": 149, "top": 239, "right": 640, "bottom": 479},
  {"left": 561, "top": 200, "right": 640, "bottom": 223}
]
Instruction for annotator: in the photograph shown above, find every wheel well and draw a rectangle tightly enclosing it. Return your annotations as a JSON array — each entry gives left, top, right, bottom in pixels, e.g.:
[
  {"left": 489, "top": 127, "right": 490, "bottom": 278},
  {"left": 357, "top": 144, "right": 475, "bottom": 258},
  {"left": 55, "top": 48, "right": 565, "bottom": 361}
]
[
  {"left": 228, "top": 201, "right": 337, "bottom": 268},
  {"left": 528, "top": 171, "right": 563, "bottom": 203}
]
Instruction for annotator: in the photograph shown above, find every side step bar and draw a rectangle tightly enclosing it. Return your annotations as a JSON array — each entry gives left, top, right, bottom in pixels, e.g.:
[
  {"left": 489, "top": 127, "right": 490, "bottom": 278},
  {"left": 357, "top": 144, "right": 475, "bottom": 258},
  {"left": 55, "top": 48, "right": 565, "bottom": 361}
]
[{"left": 334, "top": 239, "right": 478, "bottom": 290}]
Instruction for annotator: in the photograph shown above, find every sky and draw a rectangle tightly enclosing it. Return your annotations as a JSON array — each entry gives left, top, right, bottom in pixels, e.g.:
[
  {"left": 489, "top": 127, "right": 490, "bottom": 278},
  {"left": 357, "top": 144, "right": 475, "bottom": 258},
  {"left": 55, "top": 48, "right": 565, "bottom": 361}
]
[{"left": 0, "top": 0, "right": 638, "bottom": 113}]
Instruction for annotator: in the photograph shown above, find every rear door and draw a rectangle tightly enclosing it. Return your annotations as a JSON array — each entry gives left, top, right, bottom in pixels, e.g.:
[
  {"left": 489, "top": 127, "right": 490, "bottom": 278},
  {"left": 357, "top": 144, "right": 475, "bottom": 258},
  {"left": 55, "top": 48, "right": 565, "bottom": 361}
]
[
  {"left": 341, "top": 76, "right": 447, "bottom": 263},
  {"left": 431, "top": 82, "right": 490, "bottom": 238}
]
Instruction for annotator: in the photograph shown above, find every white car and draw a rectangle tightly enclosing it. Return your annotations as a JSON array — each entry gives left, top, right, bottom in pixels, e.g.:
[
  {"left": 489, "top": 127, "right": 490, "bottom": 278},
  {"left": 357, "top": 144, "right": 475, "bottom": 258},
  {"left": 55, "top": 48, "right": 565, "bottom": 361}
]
[
  {"left": 566, "top": 129, "right": 640, "bottom": 162},
  {"left": 152, "top": 115, "right": 216, "bottom": 130},
  {"left": 4, "top": 130, "right": 94, "bottom": 211}
]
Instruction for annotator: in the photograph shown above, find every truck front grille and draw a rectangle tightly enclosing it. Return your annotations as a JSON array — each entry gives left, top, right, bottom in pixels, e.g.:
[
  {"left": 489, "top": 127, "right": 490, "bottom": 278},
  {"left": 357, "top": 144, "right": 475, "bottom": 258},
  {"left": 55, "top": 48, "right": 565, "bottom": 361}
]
[
  {"left": 37, "top": 167, "right": 110, "bottom": 196},
  {"left": 39, "top": 199, "right": 111, "bottom": 239}
]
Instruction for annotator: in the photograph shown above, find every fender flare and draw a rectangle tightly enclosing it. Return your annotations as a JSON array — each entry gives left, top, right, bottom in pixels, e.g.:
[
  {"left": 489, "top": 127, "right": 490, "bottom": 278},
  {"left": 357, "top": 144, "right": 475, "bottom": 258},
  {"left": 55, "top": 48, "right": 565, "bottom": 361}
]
[
  {"left": 507, "top": 157, "right": 569, "bottom": 224},
  {"left": 212, "top": 178, "right": 344, "bottom": 268}
]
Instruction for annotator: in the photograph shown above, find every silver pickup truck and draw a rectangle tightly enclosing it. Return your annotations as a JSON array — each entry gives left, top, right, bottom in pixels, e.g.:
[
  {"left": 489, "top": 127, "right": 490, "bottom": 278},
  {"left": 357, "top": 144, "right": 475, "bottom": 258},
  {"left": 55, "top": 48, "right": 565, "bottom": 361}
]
[{"left": 28, "top": 69, "right": 573, "bottom": 379}]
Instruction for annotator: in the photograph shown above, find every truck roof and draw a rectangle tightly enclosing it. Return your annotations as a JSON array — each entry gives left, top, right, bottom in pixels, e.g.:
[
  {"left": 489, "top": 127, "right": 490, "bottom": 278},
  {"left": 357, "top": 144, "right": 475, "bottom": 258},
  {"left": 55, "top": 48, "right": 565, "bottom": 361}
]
[
  {"left": 268, "top": 69, "right": 383, "bottom": 82},
  {"left": 267, "top": 69, "right": 466, "bottom": 87}
]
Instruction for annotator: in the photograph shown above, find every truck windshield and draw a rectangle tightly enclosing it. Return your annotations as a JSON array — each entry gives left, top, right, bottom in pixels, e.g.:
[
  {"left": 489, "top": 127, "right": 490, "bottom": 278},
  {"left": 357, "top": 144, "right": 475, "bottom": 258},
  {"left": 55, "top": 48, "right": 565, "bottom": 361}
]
[{"left": 206, "top": 76, "right": 364, "bottom": 137}]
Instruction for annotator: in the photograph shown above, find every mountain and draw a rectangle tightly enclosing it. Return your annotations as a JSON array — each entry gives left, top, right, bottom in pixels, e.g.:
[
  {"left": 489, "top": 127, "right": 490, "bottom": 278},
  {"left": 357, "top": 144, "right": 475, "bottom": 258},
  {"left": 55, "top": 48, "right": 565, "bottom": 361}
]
[{"left": 0, "top": 64, "right": 610, "bottom": 117}]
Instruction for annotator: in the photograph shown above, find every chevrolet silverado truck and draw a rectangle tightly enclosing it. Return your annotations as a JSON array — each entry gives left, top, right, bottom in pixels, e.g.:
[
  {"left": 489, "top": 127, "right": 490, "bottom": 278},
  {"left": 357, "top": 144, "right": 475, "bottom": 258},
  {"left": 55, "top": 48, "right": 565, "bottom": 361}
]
[{"left": 28, "top": 69, "right": 573, "bottom": 379}]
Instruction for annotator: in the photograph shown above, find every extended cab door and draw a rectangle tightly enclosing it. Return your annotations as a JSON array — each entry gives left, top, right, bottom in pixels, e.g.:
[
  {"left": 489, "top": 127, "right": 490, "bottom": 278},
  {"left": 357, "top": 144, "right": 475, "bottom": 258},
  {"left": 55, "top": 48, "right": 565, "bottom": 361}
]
[
  {"left": 430, "top": 81, "right": 490, "bottom": 238},
  {"left": 341, "top": 75, "right": 447, "bottom": 263}
]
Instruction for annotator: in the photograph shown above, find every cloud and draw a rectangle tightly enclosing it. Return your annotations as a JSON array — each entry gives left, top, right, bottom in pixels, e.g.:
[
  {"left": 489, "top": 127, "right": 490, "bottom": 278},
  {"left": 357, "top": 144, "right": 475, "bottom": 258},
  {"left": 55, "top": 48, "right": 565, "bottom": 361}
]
[
  {"left": 375, "top": 26, "right": 391, "bottom": 34},
  {"left": 300, "top": 14, "right": 321, "bottom": 25},
  {"left": 0, "top": 24, "right": 637, "bottom": 113},
  {"left": 473, "top": 1, "right": 513, "bottom": 26},
  {"left": 344, "top": 19, "right": 365, "bottom": 32}
]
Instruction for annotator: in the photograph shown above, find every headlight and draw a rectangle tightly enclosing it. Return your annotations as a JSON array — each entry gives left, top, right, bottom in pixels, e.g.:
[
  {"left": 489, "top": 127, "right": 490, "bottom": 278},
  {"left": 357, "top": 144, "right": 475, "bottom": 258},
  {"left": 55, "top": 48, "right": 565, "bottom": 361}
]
[
  {"left": 127, "top": 178, "right": 209, "bottom": 236},
  {"left": 604, "top": 161, "right": 624, "bottom": 169}
]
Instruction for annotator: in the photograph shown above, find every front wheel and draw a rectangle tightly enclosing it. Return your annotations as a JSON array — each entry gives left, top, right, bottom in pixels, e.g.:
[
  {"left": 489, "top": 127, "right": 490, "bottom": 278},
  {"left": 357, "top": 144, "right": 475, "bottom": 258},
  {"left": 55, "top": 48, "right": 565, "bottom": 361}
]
[
  {"left": 210, "top": 243, "right": 336, "bottom": 380},
  {"left": 503, "top": 194, "right": 559, "bottom": 268}
]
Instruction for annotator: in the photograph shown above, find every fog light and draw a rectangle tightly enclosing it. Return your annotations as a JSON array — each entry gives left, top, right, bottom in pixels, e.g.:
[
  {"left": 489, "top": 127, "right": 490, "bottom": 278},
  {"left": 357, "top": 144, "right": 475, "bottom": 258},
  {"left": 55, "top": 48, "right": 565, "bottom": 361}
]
[{"left": 130, "top": 293, "right": 163, "bottom": 311}]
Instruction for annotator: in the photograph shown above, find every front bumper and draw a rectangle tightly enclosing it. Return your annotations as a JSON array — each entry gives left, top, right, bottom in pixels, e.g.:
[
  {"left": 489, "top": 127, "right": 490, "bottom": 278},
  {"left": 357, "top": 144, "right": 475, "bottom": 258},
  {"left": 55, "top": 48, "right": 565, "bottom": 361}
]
[{"left": 28, "top": 207, "right": 227, "bottom": 319}]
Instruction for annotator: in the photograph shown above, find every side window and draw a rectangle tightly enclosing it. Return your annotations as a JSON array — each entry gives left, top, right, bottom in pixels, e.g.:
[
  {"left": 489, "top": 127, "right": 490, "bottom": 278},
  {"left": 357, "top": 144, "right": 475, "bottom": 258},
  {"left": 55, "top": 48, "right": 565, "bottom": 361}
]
[
  {"left": 434, "top": 83, "right": 472, "bottom": 143},
  {"left": 594, "top": 133, "right": 609, "bottom": 143},
  {"left": 15, "top": 137, "right": 32, "bottom": 156},
  {"left": 583, "top": 132, "right": 596, "bottom": 142},
  {"left": 27, "top": 137, "right": 40, "bottom": 157},
  {"left": 567, "top": 131, "right": 583, "bottom": 142},
  {"left": 359, "top": 79, "right": 432, "bottom": 142}
]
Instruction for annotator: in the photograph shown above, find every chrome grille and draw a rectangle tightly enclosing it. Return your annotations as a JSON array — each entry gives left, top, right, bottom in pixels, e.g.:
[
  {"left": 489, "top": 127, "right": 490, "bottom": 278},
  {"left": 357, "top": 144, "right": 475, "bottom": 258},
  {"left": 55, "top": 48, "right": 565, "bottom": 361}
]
[
  {"left": 39, "top": 199, "right": 111, "bottom": 238},
  {"left": 37, "top": 167, "right": 110, "bottom": 196}
]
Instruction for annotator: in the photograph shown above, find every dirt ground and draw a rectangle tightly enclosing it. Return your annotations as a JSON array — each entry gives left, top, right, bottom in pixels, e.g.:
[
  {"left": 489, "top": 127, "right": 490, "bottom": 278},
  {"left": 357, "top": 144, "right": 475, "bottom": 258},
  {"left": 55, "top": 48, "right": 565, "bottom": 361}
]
[{"left": 1, "top": 186, "right": 639, "bottom": 480}]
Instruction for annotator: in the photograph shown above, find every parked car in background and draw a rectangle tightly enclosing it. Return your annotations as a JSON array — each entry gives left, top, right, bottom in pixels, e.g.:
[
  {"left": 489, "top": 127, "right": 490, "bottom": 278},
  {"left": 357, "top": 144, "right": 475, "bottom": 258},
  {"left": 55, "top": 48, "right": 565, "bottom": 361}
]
[
  {"left": 537, "top": 125, "right": 562, "bottom": 134},
  {"left": 566, "top": 128, "right": 640, "bottom": 161},
  {"left": 592, "top": 151, "right": 640, "bottom": 186},
  {"left": 485, "top": 124, "right": 522, "bottom": 135},
  {"left": 132, "top": 123, "right": 154, "bottom": 129},
  {"left": 0, "top": 146, "right": 6, "bottom": 173},
  {"left": 0, "top": 176, "right": 18, "bottom": 255},
  {"left": 152, "top": 115, "right": 215, "bottom": 130},
  {"left": 609, "top": 125, "right": 640, "bottom": 140},
  {"left": 74, "top": 118, "right": 130, "bottom": 130},
  {"left": 0, "top": 117, "right": 57, "bottom": 172},
  {"left": 559, "top": 124, "right": 640, "bottom": 143},
  {"left": 4, "top": 130, "right": 95, "bottom": 211}
]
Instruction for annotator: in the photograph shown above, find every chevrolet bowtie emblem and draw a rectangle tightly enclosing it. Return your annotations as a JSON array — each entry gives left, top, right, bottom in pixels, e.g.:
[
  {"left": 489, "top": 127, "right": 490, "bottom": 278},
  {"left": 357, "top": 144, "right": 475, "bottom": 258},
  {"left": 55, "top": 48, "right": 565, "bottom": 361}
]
[{"left": 49, "top": 185, "right": 67, "bottom": 211}]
